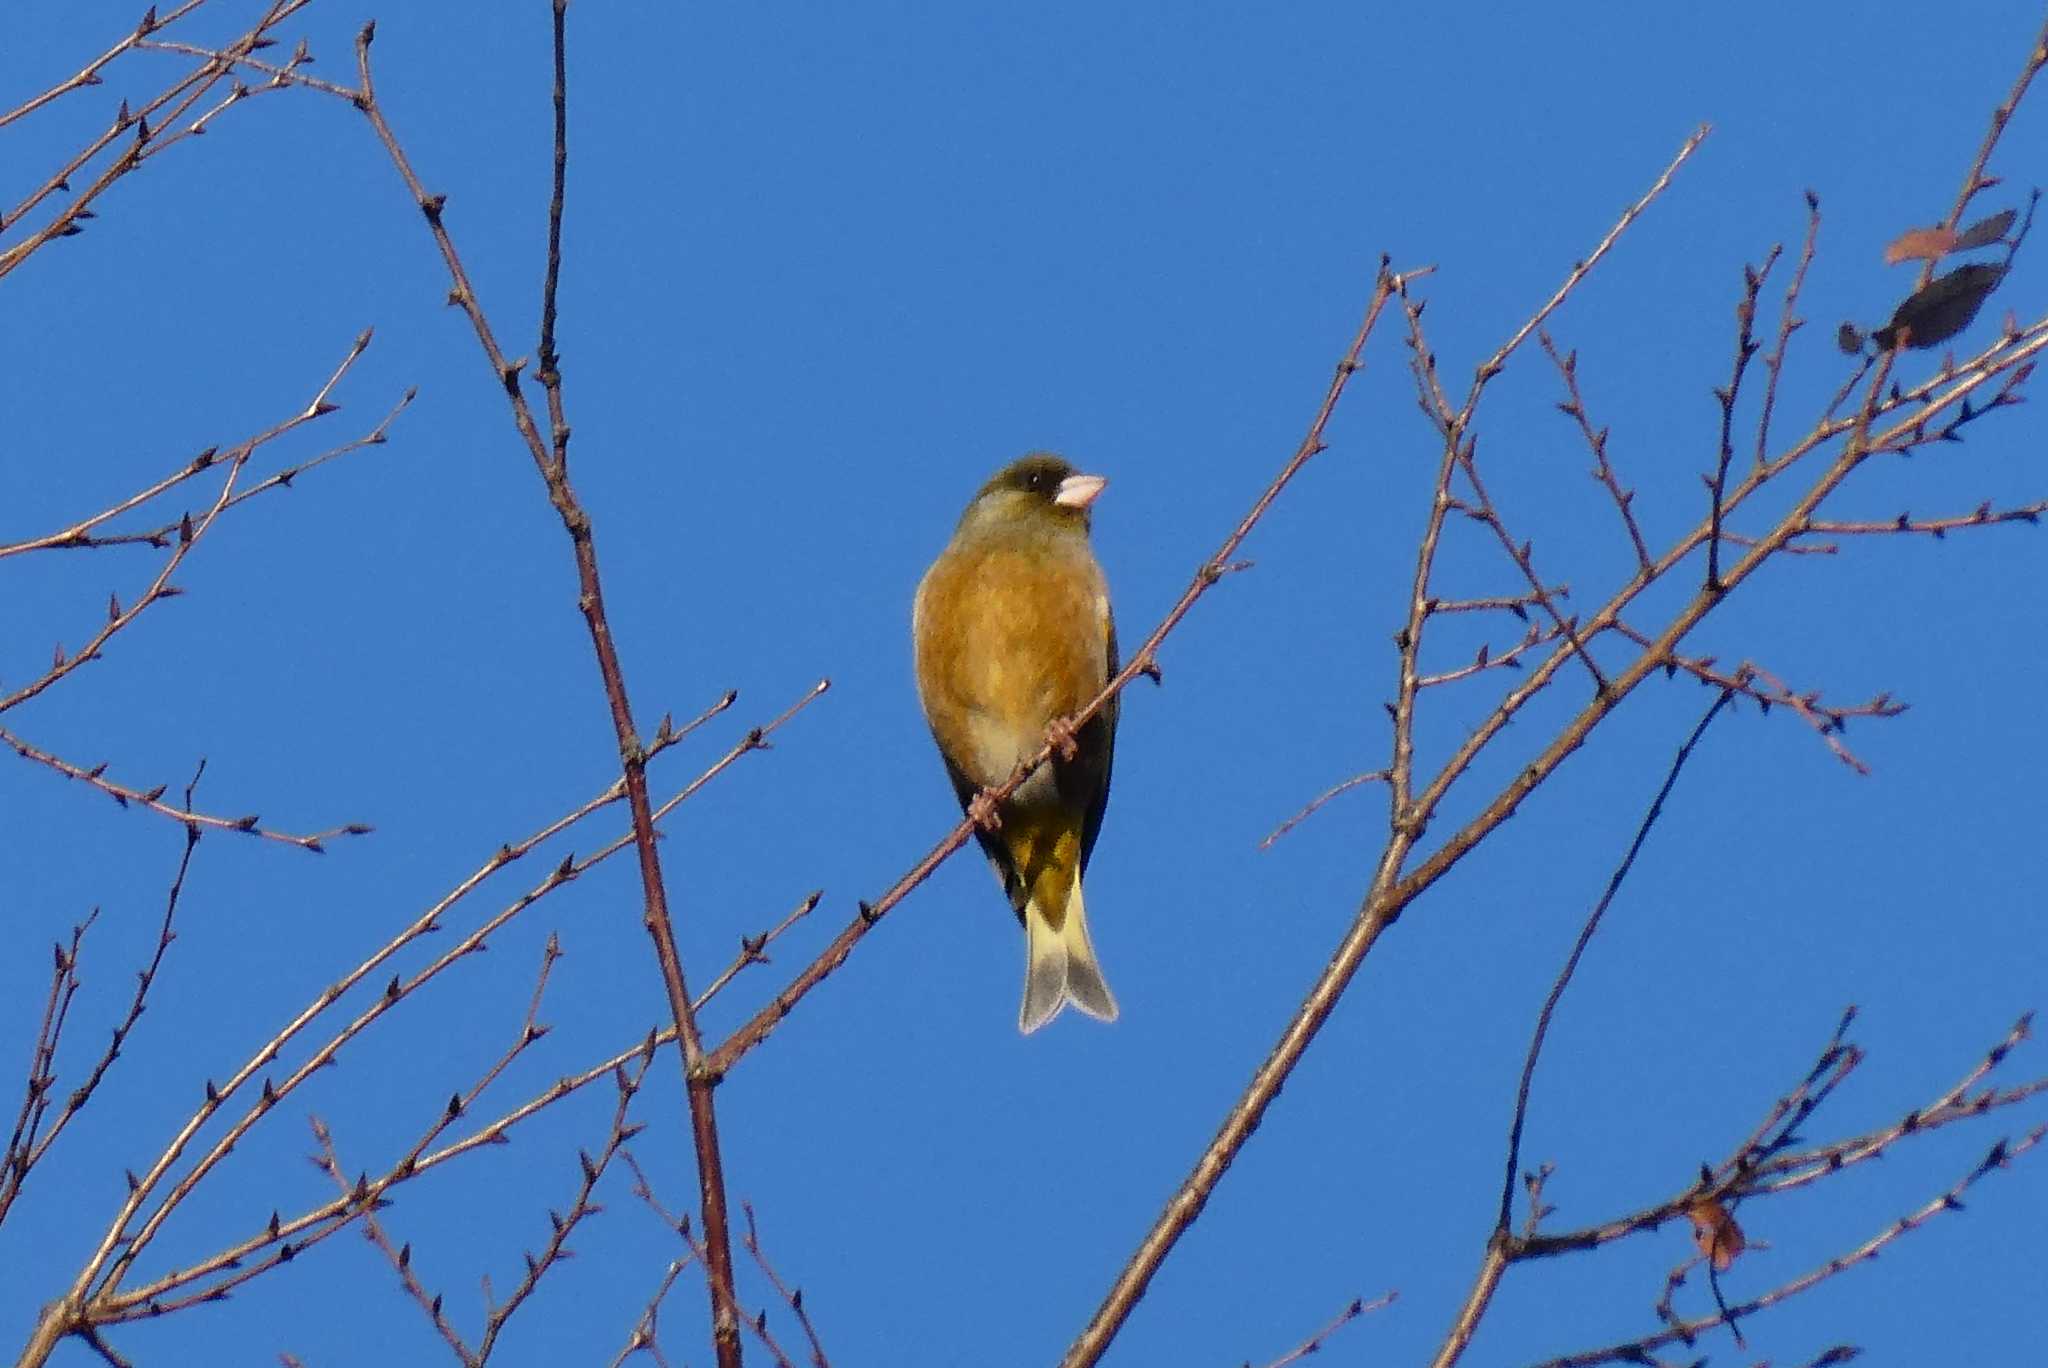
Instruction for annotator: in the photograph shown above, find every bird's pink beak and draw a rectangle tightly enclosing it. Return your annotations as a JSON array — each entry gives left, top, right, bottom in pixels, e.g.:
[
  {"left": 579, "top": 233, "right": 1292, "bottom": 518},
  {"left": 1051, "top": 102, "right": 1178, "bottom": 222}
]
[{"left": 1054, "top": 473, "right": 1107, "bottom": 509}]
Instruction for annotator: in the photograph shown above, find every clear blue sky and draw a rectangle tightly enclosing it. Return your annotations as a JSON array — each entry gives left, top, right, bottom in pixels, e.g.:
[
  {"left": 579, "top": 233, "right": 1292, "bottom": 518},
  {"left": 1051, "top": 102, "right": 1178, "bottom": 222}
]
[{"left": 5, "top": 3, "right": 2044, "bottom": 1365}]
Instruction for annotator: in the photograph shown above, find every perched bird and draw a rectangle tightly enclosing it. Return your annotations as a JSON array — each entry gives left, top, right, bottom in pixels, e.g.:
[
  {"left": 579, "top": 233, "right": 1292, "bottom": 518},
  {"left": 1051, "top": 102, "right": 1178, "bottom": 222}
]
[{"left": 913, "top": 453, "right": 1120, "bottom": 1033}]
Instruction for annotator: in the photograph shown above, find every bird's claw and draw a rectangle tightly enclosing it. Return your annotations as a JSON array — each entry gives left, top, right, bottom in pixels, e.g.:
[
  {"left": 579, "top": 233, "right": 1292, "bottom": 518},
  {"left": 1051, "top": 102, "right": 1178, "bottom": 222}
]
[
  {"left": 1045, "top": 715, "right": 1080, "bottom": 763},
  {"left": 967, "top": 790, "right": 1003, "bottom": 833}
]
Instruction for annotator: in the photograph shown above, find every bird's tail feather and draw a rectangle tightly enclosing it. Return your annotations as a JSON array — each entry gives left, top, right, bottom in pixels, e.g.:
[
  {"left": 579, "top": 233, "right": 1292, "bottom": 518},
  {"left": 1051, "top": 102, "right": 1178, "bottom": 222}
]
[{"left": 1018, "top": 880, "right": 1118, "bottom": 1034}]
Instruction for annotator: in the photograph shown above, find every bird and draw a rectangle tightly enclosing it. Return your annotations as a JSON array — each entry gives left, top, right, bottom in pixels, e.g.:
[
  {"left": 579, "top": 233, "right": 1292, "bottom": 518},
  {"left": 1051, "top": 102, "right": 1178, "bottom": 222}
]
[{"left": 912, "top": 453, "right": 1121, "bottom": 1034}]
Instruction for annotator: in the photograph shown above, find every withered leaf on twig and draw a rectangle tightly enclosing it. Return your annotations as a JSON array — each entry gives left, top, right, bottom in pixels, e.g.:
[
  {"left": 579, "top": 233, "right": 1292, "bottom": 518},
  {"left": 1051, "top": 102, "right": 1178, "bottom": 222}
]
[
  {"left": 1688, "top": 1197, "right": 1747, "bottom": 1272},
  {"left": 1882, "top": 207, "right": 2017, "bottom": 266},
  {"left": 1872, "top": 263, "right": 2006, "bottom": 350},
  {"left": 1883, "top": 226, "right": 1959, "bottom": 266}
]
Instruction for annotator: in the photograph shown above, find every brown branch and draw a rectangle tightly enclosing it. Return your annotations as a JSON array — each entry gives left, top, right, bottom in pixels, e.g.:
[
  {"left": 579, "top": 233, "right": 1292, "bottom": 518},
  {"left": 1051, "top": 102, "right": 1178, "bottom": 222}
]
[
  {"left": 317, "top": 1117, "right": 475, "bottom": 1365},
  {"left": 1939, "top": 15, "right": 2048, "bottom": 236},
  {"left": 132, "top": 37, "right": 359, "bottom": 102},
  {"left": 1461, "top": 125, "right": 1711, "bottom": 409},
  {"left": 2, "top": 914, "right": 94, "bottom": 1226},
  {"left": 1251, "top": 1291, "right": 1395, "bottom": 1368},
  {"left": 1259, "top": 771, "right": 1390, "bottom": 850},
  {"left": 0, "top": 728, "right": 370, "bottom": 849},
  {"left": 1434, "top": 691, "right": 1737, "bottom": 1368},
  {"left": 621, "top": 1154, "right": 798, "bottom": 1368},
  {"left": 1428, "top": 588, "right": 1570, "bottom": 616},
  {"left": 1542, "top": 334, "right": 1650, "bottom": 572},
  {"left": 107, "top": 940, "right": 578, "bottom": 1323},
  {"left": 86, "top": 685, "right": 812, "bottom": 1315},
  {"left": 1060, "top": 132, "right": 1708, "bottom": 1368},
  {"left": 349, "top": 17, "right": 743, "bottom": 1359},
  {"left": 1707, "top": 245, "right": 1779, "bottom": 589},
  {"left": 707, "top": 260, "right": 1419, "bottom": 1080},
  {"left": 1416, "top": 623, "right": 1565, "bottom": 690},
  {"left": 1519, "top": 1016, "right": 2044, "bottom": 1261},
  {"left": 741, "top": 1202, "right": 830, "bottom": 1368},
  {"left": 1435, "top": 1011, "right": 2048, "bottom": 1368},
  {"left": 1527, "top": 1125, "right": 2047, "bottom": 1368},
  {"left": 609, "top": 1253, "right": 693, "bottom": 1368},
  {"left": 300, "top": 972, "right": 629, "bottom": 1368},
  {"left": 0, "top": 2, "right": 210, "bottom": 130},
  {"left": 2, "top": 330, "right": 373, "bottom": 715},
  {"left": 1753, "top": 194, "right": 1823, "bottom": 471},
  {"left": 1748, "top": 1016, "right": 2045, "bottom": 1195},
  {"left": 1450, "top": 447, "right": 1609, "bottom": 696},
  {"left": 475, "top": 1054, "right": 649, "bottom": 1362},
  {"left": 1804, "top": 498, "right": 2047, "bottom": 537},
  {"left": 1494, "top": 689, "right": 1733, "bottom": 1238},
  {"left": 1610, "top": 628, "right": 1907, "bottom": 772},
  {"left": 1388, "top": 283, "right": 1466, "bottom": 827},
  {"left": 1, "top": 2, "right": 319, "bottom": 282},
  {"left": 13, "top": 684, "right": 777, "bottom": 1357},
  {"left": 0, "top": 766, "right": 205, "bottom": 1226},
  {"left": 536, "top": 0, "right": 571, "bottom": 466},
  {"left": 1374, "top": 314, "right": 2045, "bottom": 925},
  {"left": 4, "top": 386, "right": 414, "bottom": 557},
  {"left": 392, "top": 878, "right": 826, "bottom": 1185},
  {"left": 693, "top": 891, "right": 826, "bottom": 1014}
]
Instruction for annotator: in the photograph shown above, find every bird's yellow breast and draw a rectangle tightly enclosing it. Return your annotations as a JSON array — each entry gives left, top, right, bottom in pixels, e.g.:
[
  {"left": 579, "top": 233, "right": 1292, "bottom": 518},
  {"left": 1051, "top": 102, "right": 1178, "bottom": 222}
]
[{"left": 914, "top": 539, "right": 1109, "bottom": 791}]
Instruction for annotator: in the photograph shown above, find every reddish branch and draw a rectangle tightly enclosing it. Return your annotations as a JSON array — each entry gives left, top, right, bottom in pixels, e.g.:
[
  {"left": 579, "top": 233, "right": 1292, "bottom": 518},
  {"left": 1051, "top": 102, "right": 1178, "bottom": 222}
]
[
  {"left": 1, "top": 1, "right": 321, "bottom": 281},
  {"left": 0, "top": 767, "right": 206, "bottom": 1226},
  {"left": 1059, "top": 135, "right": 1711, "bottom": 1367},
  {"left": 1542, "top": 335, "right": 1650, "bottom": 571},
  {"left": 704, "top": 260, "right": 1422, "bottom": 1079},
  {"left": 1436, "top": 1012, "right": 2048, "bottom": 1367},
  {"left": 346, "top": 14, "right": 745, "bottom": 1359}
]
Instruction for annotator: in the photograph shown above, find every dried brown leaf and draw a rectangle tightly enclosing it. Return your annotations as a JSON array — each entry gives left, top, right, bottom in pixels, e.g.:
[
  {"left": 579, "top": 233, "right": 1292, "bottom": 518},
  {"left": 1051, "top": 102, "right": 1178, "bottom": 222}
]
[
  {"left": 1688, "top": 1197, "right": 1746, "bottom": 1272},
  {"left": 1884, "top": 225, "right": 1958, "bottom": 266}
]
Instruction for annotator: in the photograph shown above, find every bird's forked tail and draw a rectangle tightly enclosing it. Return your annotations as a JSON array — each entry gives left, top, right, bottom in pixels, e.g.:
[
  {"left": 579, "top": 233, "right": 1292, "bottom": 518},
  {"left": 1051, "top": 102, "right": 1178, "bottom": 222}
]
[{"left": 1019, "top": 878, "right": 1118, "bottom": 1034}]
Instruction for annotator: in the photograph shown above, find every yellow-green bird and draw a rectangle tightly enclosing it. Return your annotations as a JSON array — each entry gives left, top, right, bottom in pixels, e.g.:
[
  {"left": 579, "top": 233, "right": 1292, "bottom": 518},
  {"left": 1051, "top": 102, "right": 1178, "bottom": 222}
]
[{"left": 913, "top": 453, "right": 1120, "bottom": 1033}]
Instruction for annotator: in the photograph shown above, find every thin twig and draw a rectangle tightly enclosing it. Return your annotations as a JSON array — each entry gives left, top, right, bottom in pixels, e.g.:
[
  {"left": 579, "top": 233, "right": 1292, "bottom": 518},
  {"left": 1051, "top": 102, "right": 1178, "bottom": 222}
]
[
  {"left": 1496, "top": 690, "right": 1734, "bottom": 1235},
  {"left": 1752, "top": 194, "right": 1822, "bottom": 471},
  {"left": 742, "top": 1202, "right": 830, "bottom": 1367},
  {"left": 708, "top": 261, "right": 1422, "bottom": 1079},
  {"left": 350, "top": 17, "right": 745, "bottom": 1358},
  {"left": 1259, "top": 772, "right": 1390, "bottom": 850},
  {"left": 1526, "top": 1126, "right": 2047, "bottom": 1368},
  {"left": 1707, "top": 247, "right": 1779, "bottom": 589},
  {"left": 1250, "top": 1291, "right": 1395, "bottom": 1368},
  {"left": 1543, "top": 334, "right": 1651, "bottom": 573},
  {"left": 1061, "top": 133, "right": 1710, "bottom": 1368},
  {"left": 0, "top": 766, "right": 205, "bottom": 1224}
]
